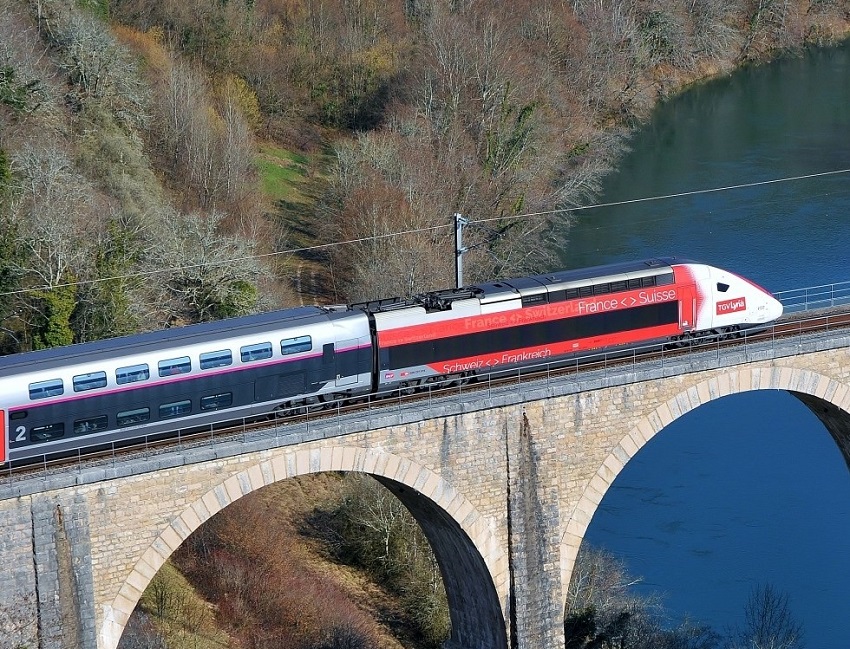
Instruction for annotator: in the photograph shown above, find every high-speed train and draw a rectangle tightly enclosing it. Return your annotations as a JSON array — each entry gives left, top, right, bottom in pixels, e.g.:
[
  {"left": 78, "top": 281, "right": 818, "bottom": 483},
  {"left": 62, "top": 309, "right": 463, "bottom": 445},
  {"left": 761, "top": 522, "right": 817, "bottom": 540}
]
[{"left": 0, "top": 258, "right": 783, "bottom": 465}]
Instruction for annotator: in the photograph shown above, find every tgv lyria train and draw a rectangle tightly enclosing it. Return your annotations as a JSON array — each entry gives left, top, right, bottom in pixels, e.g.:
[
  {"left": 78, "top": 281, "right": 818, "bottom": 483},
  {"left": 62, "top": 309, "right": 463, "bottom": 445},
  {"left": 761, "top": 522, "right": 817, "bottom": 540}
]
[{"left": 0, "top": 258, "right": 783, "bottom": 465}]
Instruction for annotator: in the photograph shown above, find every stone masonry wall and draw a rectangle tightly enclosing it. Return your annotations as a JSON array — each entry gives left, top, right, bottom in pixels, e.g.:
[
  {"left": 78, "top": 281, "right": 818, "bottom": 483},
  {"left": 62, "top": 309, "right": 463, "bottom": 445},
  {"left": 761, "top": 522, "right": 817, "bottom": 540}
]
[{"left": 0, "top": 496, "right": 38, "bottom": 648}]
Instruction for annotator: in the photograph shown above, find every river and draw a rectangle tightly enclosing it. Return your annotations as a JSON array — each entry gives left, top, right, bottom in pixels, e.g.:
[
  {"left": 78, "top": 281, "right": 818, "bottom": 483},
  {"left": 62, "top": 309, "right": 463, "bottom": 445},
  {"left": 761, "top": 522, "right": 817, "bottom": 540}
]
[{"left": 560, "top": 41, "right": 850, "bottom": 647}]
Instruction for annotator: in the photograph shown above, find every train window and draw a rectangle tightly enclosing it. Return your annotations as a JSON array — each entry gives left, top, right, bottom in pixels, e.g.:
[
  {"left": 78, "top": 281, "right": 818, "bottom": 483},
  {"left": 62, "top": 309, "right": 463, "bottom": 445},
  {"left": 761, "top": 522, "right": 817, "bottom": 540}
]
[
  {"left": 73, "top": 371, "right": 108, "bottom": 392},
  {"left": 29, "top": 379, "right": 64, "bottom": 400},
  {"left": 241, "top": 342, "right": 272, "bottom": 362},
  {"left": 158, "top": 357, "right": 192, "bottom": 377},
  {"left": 717, "top": 282, "right": 730, "bottom": 292},
  {"left": 564, "top": 288, "right": 579, "bottom": 300},
  {"left": 200, "top": 349, "right": 233, "bottom": 369},
  {"left": 578, "top": 286, "right": 593, "bottom": 297},
  {"left": 30, "top": 423, "right": 65, "bottom": 441},
  {"left": 521, "top": 293, "right": 548, "bottom": 307},
  {"left": 592, "top": 283, "right": 611, "bottom": 296},
  {"left": 117, "top": 407, "right": 150, "bottom": 427},
  {"left": 73, "top": 415, "right": 108, "bottom": 435},
  {"left": 657, "top": 273, "right": 675, "bottom": 286},
  {"left": 200, "top": 392, "right": 233, "bottom": 411},
  {"left": 610, "top": 280, "right": 627, "bottom": 293},
  {"left": 641, "top": 276, "right": 657, "bottom": 288},
  {"left": 159, "top": 400, "right": 192, "bottom": 419},
  {"left": 628, "top": 278, "right": 642, "bottom": 289},
  {"left": 281, "top": 335, "right": 312, "bottom": 355},
  {"left": 10, "top": 411, "right": 27, "bottom": 420},
  {"left": 117, "top": 364, "right": 150, "bottom": 385}
]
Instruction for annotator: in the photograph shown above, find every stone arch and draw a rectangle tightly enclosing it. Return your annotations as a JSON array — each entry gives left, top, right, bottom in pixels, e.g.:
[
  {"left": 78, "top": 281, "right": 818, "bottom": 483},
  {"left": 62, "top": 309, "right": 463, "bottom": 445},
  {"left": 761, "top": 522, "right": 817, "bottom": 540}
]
[
  {"left": 100, "top": 445, "right": 509, "bottom": 649},
  {"left": 559, "top": 365, "right": 850, "bottom": 611}
]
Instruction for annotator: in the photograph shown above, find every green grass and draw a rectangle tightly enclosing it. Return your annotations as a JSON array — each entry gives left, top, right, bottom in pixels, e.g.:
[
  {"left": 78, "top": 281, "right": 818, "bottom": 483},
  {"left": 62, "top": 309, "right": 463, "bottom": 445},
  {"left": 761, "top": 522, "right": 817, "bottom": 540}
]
[{"left": 256, "top": 144, "right": 310, "bottom": 202}]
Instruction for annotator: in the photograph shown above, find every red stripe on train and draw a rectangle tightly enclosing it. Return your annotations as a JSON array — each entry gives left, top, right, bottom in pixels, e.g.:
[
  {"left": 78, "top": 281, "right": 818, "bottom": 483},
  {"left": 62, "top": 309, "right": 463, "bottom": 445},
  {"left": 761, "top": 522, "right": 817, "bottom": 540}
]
[{"left": 379, "top": 286, "right": 686, "bottom": 348}]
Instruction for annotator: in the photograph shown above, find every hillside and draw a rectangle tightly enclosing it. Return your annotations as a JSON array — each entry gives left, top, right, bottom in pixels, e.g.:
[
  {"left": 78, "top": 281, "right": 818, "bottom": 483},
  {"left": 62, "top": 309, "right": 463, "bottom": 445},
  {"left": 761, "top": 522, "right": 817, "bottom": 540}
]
[{"left": 2, "top": 0, "right": 848, "bottom": 353}]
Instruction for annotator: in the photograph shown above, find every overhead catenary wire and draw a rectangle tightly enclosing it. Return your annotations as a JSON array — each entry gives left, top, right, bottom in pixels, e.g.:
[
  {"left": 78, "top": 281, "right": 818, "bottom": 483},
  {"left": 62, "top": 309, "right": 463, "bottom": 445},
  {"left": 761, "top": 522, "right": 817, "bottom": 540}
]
[
  {"left": 469, "top": 167, "right": 850, "bottom": 225},
  {"left": 1, "top": 167, "right": 848, "bottom": 299}
]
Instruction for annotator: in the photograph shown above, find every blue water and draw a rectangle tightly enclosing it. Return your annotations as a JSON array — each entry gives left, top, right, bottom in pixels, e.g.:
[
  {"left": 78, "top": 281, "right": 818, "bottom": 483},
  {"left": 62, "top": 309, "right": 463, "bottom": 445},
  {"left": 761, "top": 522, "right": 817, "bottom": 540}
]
[
  {"left": 563, "top": 42, "right": 850, "bottom": 647},
  {"left": 588, "top": 392, "right": 850, "bottom": 643}
]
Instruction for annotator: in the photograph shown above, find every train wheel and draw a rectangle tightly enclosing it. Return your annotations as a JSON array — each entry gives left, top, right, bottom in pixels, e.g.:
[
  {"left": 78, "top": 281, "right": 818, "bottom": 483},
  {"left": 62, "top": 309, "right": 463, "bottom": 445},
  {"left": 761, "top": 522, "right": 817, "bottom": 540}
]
[
  {"left": 398, "top": 381, "right": 416, "bottom": 396},
  {"left": 443, "top": 373, "right": 465, "bottom": 387},
  {"left": 667, "top": 333, "right": 689, "bottom": 349},
  {"left": 272, "top": 403, "right": 301, "bottom": 418},
  {"left": 318, "top": 393, "right": 345, "bottom": 408}
]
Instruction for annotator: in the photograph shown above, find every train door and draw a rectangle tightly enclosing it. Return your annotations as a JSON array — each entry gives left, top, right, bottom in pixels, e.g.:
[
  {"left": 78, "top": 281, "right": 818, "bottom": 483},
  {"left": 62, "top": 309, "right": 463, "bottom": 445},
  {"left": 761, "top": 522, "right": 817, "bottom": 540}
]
[
  {"left": 0, "top": 410, "right": 5, "bottom": 463},
  {"left": 673, "top": 262, "right": 711, "bottom": 331},
  {"left": 335, "top": 338, "right": 359, "bottom": 387},
  {"left": 679, "top": 284, "right": 697, "bottom": 331}
]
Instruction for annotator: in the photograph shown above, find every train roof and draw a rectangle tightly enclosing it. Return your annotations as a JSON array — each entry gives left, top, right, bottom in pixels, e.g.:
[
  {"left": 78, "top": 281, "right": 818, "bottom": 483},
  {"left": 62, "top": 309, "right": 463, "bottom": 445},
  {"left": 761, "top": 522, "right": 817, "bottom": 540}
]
[
  {"left": 530, "top": 257, "right": 683, "bottom": 285},
  {"left": 0, "top": 305, "right": 346, "bottom": 375},
  {"left": 474, "top": 257, "right": 685, "bottom": 301},
  {"left": 354, "top": 257, "right": 696, "bottom": 313}
]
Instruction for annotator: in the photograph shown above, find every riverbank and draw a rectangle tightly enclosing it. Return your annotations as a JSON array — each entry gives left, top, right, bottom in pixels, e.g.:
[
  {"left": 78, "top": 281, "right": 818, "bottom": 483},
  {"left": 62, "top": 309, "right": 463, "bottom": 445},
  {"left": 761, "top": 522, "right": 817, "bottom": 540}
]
[{"left": 562, "top": 19, "right": 850, "bottom": 211}]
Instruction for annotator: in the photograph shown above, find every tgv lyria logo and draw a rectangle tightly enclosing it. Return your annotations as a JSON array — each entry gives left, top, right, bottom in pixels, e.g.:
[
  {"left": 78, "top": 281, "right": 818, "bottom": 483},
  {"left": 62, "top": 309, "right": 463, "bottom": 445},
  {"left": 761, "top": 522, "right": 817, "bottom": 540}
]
[{"left": 716, "top": 297, "right": 746, "bottom": 315}]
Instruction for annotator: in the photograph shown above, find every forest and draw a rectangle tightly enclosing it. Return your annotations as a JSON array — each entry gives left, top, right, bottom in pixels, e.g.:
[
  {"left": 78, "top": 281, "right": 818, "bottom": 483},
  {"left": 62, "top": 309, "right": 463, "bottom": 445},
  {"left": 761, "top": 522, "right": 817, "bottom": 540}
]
[
  {"left": 1, "top": 0, "right": 847, "bottom": 647},
  {"left": 1, "top": 0, "right": 847, "bottom": 350}
]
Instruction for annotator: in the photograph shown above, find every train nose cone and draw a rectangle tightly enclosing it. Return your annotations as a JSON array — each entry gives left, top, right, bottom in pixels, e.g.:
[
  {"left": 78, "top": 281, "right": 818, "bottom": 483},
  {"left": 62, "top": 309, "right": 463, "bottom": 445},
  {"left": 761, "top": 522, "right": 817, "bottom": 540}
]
[{"left": 768, "top": 295, "right": 784, "bottom": 322}]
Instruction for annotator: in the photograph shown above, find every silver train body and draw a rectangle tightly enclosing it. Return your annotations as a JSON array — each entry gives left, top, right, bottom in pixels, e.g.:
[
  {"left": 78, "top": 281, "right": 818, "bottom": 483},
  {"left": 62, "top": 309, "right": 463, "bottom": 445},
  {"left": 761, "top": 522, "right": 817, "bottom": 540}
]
[{"left": 0, "top": 307, "right": 372, "bottom": 464}]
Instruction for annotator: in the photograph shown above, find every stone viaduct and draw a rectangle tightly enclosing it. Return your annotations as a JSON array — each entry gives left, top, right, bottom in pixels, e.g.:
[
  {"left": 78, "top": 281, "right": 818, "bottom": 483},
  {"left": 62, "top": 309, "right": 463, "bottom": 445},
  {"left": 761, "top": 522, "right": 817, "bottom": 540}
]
[{"left": 1, "top": 327, "right": 849, "bottom": 649}]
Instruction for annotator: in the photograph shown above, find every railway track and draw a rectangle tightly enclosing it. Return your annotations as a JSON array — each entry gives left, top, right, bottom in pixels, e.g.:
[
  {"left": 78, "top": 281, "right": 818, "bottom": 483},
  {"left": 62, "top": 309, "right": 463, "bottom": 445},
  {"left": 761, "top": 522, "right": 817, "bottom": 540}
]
[{"left": 4, "top": 306, "right": 850, "bottom": 483}]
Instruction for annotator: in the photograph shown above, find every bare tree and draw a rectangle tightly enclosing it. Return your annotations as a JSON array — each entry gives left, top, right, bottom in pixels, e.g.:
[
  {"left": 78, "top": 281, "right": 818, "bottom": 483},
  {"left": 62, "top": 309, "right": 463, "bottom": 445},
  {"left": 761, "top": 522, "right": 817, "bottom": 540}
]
[
  {"left": 0, "top": 3, "right": 54, "bottom": 125},
  {"left": 322, "top": 131, "right": 456, "bottom": 300},
  {"left": 26, "top": 0, "right": 148, "bottom": 125},
  {"left": 215, "top": 75, "right": 258, "bottom": 214},
  {"left": 637, "top": 5, "right": 692, "bottom": 70},
  {"left": 570, "top": 0, "right": 643, "bottom": 115},
  {"left": 120, "top": 567, "right": 225, "bottom": 649},
  {"left": 8, "top": 143, "right": 106, "bottom": 347},
  {"left": 565, "top": 545, "right": 724, "bottom": 648},
  {"left": 740, "top": 0, "right": 801, "bottom": 61},
  {"left": 324, "top": 473, "right": 450, "bottom": 644},
  {"left": 567, "top": 544, "right": 645, "bottom": 616},
  {"left": 725, "top": 584, "right": 804, "bottom": 649},
  {"left": 157, "top": 58, "right": 224, "bottom": 209},
  {"left": 9, "top": 143, "right": 101, "bottom": 287},
  {"left": 688, "top": 0, "right": 741, "bottom": 60},
  {"left": 139, "top": 207, "right": 269, "bottom": 324},
  {"left": 154, "top": 57, "right": 262, "bottom": 216},
  {"left": 424, "top": 6, "right": 477, "bottom": 124},
  {"left": 565, "top": 544, "right": 669, "bottom": 649},
  {"left": 160, "top": 58, "right": 202, "bottom": 173}
]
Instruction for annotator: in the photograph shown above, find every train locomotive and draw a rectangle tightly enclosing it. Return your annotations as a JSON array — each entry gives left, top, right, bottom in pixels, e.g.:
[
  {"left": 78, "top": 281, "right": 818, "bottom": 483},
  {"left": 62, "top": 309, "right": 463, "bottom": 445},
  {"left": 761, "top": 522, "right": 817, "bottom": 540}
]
[{"left": 0, "top": 258, "right": 783, "bottom": 465}]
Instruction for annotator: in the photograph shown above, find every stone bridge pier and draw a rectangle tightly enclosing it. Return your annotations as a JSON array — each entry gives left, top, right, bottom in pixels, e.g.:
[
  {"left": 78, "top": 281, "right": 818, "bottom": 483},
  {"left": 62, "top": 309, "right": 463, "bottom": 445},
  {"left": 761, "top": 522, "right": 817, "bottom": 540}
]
[{"left": 1, "top": 336, "right": 850, "bottom": 649}]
